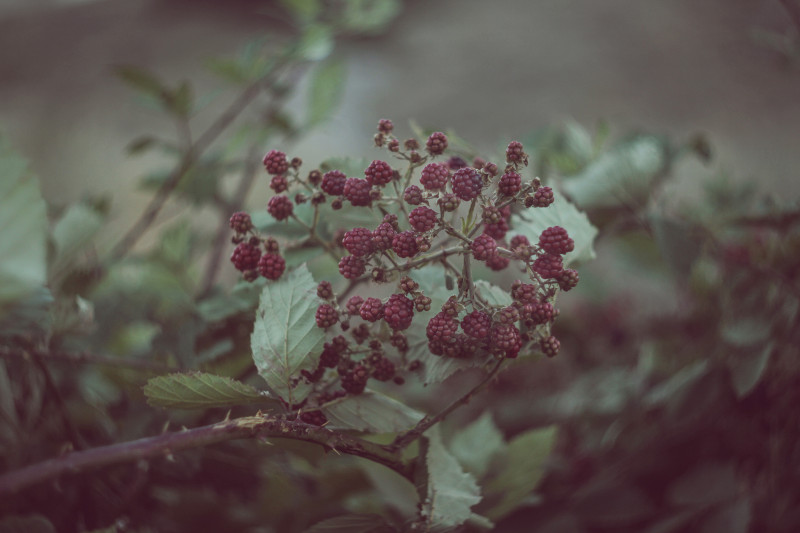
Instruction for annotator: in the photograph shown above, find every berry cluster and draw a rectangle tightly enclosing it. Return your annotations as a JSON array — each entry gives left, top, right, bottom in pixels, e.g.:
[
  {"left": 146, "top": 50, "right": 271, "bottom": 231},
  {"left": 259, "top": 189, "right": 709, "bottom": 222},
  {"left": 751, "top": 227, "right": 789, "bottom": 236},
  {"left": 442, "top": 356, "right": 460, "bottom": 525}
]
[{"left": 228, "top": 211, "right": 286, "bottom": 281}]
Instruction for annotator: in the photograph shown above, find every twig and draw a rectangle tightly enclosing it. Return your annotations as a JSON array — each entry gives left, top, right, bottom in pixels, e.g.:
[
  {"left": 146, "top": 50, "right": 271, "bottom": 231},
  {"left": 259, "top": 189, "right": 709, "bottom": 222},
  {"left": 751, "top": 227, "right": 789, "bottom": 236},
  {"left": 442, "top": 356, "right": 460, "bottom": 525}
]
[
  {"left": 0, "top": 415, "right": 411, "bottom": 497},
  {"left": 389, "top": 358, "right": 506, "bottom": 450}
]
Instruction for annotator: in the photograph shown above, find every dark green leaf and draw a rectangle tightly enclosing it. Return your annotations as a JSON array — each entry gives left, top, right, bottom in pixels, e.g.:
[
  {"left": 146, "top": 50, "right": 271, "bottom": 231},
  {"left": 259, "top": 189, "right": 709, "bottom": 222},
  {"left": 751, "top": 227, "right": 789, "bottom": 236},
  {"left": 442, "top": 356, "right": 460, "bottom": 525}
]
[
  {"left": 169, "top": 80, "right": 193, "bottom": 117},
  {"left": 308, "top": 59, "right": 346, "bottom": 126},
  {"left": 143, "top": 372, "right": 266, "bottom": 409},
  {"left": 322, "top": 390, "right": 424, "bottom": 433},
  {"left": 50, "top": 202, "right": 104, "bottom": 280},
  {"left": 305, "top": 513, "right": 396, "bottom": 533},
  {"left": 126, "top": 136, "right": 158, "bottom": 155},
  {"left": 449, "top": 412, "right": 506, "bottom": 479}
]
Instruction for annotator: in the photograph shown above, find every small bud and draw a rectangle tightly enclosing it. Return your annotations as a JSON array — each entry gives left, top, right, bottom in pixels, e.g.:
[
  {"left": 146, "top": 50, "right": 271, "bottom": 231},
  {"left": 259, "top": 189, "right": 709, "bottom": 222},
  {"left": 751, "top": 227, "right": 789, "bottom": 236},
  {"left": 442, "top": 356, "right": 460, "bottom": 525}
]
[
  {"left": 308, "top": 169, "right": 322, "bottom": 185},
  {"left": 290, "top": 157, "right": 302, "bottom": 169},
  {"left": 374, "top": 133, "right": 385, "bottom": 147},
  {"left": 404, "top": 138, "right": 420, "bottom": 151},
  {"left": 388, "top": 139, "right": 400, "bottom": 152}
]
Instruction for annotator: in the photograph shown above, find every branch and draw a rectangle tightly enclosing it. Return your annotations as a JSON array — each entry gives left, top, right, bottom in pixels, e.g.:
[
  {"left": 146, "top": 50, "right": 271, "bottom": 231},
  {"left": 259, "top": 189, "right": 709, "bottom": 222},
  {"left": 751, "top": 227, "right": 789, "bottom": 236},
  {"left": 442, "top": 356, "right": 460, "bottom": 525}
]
[{"left": 0, "top": 415, "right": 411, "bottom": 497}]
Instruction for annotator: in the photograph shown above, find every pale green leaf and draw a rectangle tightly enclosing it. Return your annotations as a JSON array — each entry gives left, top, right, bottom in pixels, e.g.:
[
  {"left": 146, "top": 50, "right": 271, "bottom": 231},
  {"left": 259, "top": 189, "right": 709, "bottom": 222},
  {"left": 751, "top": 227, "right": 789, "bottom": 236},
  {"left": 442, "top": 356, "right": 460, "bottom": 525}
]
[
  {"left": 322, "top": 389, "right": 424, "bottom": 433},
  {"left": 561, "top": 120, "right": 594, "bottom": 166},
  {"left": 299, "top": 24, "right": 334, "bottom": 61},
  {"left": 473, "top": 280, "right": 512, "bottom": 307},
  {"left": 305, "top": 513, "right": 396, "bottom": 533},
  {"left": 480, "top": 425, "right": 557, "bottom": 521},
  {"left": 510, "top": 194, "right": 598, "bottom": 266},
  {"left": 51, "top": 203, "right": 104, "bottom": 277},
  {"left": 419, "top": 426, "right": 482, "bottom": 531},
  {"left": 143, "top": 372, "right": 266, "bottom": 409},
  {"left": 251, "top": 264, "right": 324, "bottom": 404},
  {"left": 341, "top": 0, "right": 402, "bottom": 35},
  {"left": 308, "top": 59, "right": 346, "bottom": 126},
  {"left": 449, "top": 412, "right": 506, "bottom": 479}
]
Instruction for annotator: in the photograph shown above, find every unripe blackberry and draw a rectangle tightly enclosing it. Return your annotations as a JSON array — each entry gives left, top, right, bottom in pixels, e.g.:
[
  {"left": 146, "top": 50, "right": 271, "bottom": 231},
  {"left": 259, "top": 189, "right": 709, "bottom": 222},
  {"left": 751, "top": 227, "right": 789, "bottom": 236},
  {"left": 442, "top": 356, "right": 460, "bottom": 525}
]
[
  {"left": 404, "top": 138, "right": 420, "bottom": 151},
  {"left": 409, "top": 206, "right": 438, "bottom": 233},
  {"left": 420, "top": 162, "right": 450, "bottom": 191},
  {"left": 528, "top": 186, "right": 554, "bottom": 208},
  {"left": 383, "top": 293, "right": 414, "bottom": 331},
  {"left": 473, "top": 157, "right": 486, "bottom": 169},
  {"left": 263, "top": 236, "right": 280, "bottom": 253},
  {"left": 557, "top": 268, "right": 580, "bottom": 292},
  {"left": 338, "top": 255, "right": 366, "bottom": 279},
  {"left": 359, "top": 297, "right": 384, "bottom": 322},
  {"left": 414, "top": 294, "right": 432, "bottom": 312},
  {"left": 532, "top": 253, "right": 564, "bottom": 279},
  {"left": 351, "top": 323, "right": 370, "bottom": 344},
  {"left": 438, "top": 193, "right": 460, "bottom": 212},
  {"left": 539, "top": 226, "right": 574, "bottom": 255},
  {"left": 317, "top": 280, "right": 333, "bottom": 300},
  {"left": 392, "top": 231, "right": 419, "bottom": 258},
  {"left": 372, "top": 266, "right": 390, "bottom": 283},
  {"left": 441, "top": 296, "right": 461, "bottom": 317},
  {"left": 483, "top": 219, "right": 509, "bottom": 240},
  {"left": 483, "top": 161, "right": 499, "bottom": 177},
  {"left": 372, "top": 222, "right": 397, "bottom": 251},
  {"left": 378, "top": 118, "right": 394, "bottom": 134},
  {"left": 341, "top": 364, "right": 369, "bottom": 394},
  {"left": 462, "top": 310, "right": 491, "bottom": 338},
  {"left": 365, "top": 160, "right": 394, "bottom": 186},
  {"left": 267, "top": 195, "right": 293, "bottom": 221},
  {"left": 311, "top": 192, "right": 326, "bottom": 206},
  {"left": 416, "top": 235, "right": 431, "bottom": 253},
  {"left": 441, "top": 333, "right": 476, "bottom": 358},
  {"left": 308, "top": 169, "right": 322, "bottom": 185},
  {"left": 391, "top": 332, "right": 409, "bottom": 352},
  {"left": 342, "top": 227, "right": 375, "bottom": 257},
  {"left": 505, "top": 141, "right": 526, "bottom": 165},
  {"left": 291, "top": 157, "right": 302, "bottom": 169},
  {"left": 452, "top": 167, "right": 483, "bottom": 201},
  {"left": 343, "top": 178, "right": 372, "bottom": 207},
  {"left": 426, "top": 312, "right": 459, "bottom": 344},
  {"left": 382, "top": 213, "right": 400, "bottom": 231},
  {"left": 295, "top": 193, "right": 308, "bottom": 204},
  {"left": 269, "top": 175, "right": 288, "bottom": 193},
  {"left": 499, "top": 205, "right": 512, "bottom": 220},
  {"left": 388, "top": 139, "right": 400, "bottom": 152},
  {"left": 374, "top": 133, "right": 385, "bottom": 147},
  {"left": 510, "top": 235, "right": 530, "bottom": 250},
  {"left": 447, "top": 156, "right": 468, "bottom": 170},
  {"left": 403, "top": 185, "right": 423, "bottom": 205},
  {"left": 482, "top": 206, "right": 503, "bottom": 225},
  {"left": 346, "top": 295, "right": 365, "bottom": 315},
  {"left": 321, "top": 169, "right": 347, "bottom": 196},
  {"left": 491, "top": 324, "right": 522, "bottom": 358},
  {"left": 301, "top": 366, "right": 325, "bottom": 383},
  {"left": 511, "top": 282, "right": 538, "bottom": 304},
  {"left": 229, "top": 211, "right": 253, "bottom": 234},
  {"left": 299, "top": 410, "right": 327, "bottom": 426},
  {"left": 257, "top": 253, "right": 286, "bottom": 280},
  {"left": 541, "top": 335, "right": 560, "bottom": 358},
  {"left": 522, "top": 301, "right": 554, "bottom": 326},
  {"left": 371, "top": 356, "right": 395, "bottom": 381},
  {"left": 263, "top": 149, "right": 289, "bottom": 175},
  {"left": 496, "top": 305, "right": 520, "bottom": 324},
  {"left": 331, "top": 198, "right": 343, "bottom": 210},
  {"left": 425, "top": 132, "right": 448, "bottom": 155},
  {"left": 230, "top": 242, "right": 261, "bottom": 272},
  {"left": 471, "top": 234, "right": 497, "bottom": 261},
  {"left": 243, "top": 269, "right": 259, "bottom": 282},
  {"left": 498, "top": 171, "right": 522, "bottom": 196},
  {"left": 399, "top": 276, "right": 418, "bottom": 293},
  {"left": 315, "top": 304, "right": 339, "bottom": 329},
  {"left": 486, "top": 252, "right": 510, "bottom": 271},
  {"left": 319, "top": 345, "right": 341, "bottom": 368}
]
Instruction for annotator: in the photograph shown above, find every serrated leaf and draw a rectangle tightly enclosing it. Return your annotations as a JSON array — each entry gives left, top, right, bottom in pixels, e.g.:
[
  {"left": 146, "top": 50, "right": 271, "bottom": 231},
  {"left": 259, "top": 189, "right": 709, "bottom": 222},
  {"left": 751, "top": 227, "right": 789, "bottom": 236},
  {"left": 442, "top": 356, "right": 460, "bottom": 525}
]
[
  {"left": 420, "top": 426, "right": 482, "bottom": 531},
  {"left": 305, "top": 513, "right": 396, "bottom": 533},
  {"left": 308, "top": 59, "right": 346, "bottom": 126},
  {"left": 510, "top": 194, "right": 598, "bottom": 266},
  {"left": 251, "top": 264, "right": 324, "bottom": 404},
  {"left": 473, "top": 280, "right": 512, "bottom": 307},
  {"left": 322, "top": 390, "right": 424, "bottom": 433},
  {"left": 0, "top": 137, "right": 47, "bottom": 312},
  {"left": 449, "top": 412, "right": 506, "bottom": 479},
  {"left": 143, "top": 372, "right": 265, "bottom": 409},
  {"left": 113, "top": 64, "right": 166, "bottom": 96},
  {"left": 480, "top": 425, "right": 557, "bottom": 521},
  {"left": 561, "top": 135, "right": 669, "bottom": 208}
]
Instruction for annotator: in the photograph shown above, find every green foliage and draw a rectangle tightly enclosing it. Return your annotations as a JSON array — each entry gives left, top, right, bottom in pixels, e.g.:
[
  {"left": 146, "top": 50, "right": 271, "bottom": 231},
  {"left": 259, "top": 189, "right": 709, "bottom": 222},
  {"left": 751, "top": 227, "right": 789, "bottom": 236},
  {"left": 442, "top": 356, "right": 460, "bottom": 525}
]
[
  {"left": 321, "top": 390, "right": 424, "bottom": 433},
  {"left": 143, "top": 372, "right": 267, "bottom": 409}
]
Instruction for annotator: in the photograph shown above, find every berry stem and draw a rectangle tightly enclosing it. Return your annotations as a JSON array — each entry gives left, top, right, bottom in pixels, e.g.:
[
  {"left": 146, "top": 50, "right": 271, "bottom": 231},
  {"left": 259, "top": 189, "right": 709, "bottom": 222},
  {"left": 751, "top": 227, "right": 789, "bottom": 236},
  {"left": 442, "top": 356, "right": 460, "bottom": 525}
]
[{"left": 290, "top": 211, "right": 340, "bottom": 262}]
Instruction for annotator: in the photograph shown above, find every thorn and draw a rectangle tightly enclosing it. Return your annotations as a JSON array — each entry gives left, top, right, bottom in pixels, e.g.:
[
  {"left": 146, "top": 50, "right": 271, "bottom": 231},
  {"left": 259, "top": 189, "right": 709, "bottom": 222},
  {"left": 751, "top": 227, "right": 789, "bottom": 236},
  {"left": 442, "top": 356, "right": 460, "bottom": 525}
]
[
  {"left": 224, "top": 409, "right": 232, "bottom": 421},
  {"left": 161, "top": 420, "right": 171, "bottom": 434}
]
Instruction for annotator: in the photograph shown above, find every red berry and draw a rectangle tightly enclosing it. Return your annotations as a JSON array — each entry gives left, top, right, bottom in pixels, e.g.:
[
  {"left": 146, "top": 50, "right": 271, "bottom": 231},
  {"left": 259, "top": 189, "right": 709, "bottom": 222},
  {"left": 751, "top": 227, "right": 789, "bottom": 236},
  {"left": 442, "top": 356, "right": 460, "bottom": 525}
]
[
  {"left": 342, "top": 227, "right": 375, "bottom": 257},
  {"left": 510, "top": 235, "right": 530, "bottom": 249},
  {"left": 316, "top": 304, "right": 339, "bottom": 329},
  {"left": 471, "top": 234, "right": 497, "bottom": 261},
  {"left": 392, "top": 231, "right": 419, "bottom": 258},
  {"left": 505, "top": 141, "right": 526, "bottom": 165},
  {"left": 346, "top": 295, "right": 365, "bottom": 315},
  {"left": 230, "top": 242, "right": 261, "bottom": 271},
  {"left": 539, "top": 226, "right": 574, "bottom": 255},
  {"left": 426, "top": 132, "right": 448, "bottom": 155},
  {"left": 378, "top": 118, "right": 394, "bottom": 134},
  {"left": 498, "top": 171, "right": 522, "bottom": 196},
  {"left": 365, "top": 160, "right": 394, "bottom": 186},
  {"left": 491, "top": 324, "right": 522, "bottom": 358},
  {"left": 486, "top": 252, "right": 510, "bottom": 271},
  {"left": 521, "top": 301, "right": 554, "bottom": 326},
  {"left": 447, "top": 156, "right": 468, "bottom": 170},
  {"left": 229, "top": 211, "right": 253, "bottom": 234},
  {"left": 426, "top": 312, "right": 459, "bottom": 344},
  {"left": 338, "top": 255, "right": 366, "bottom": 279},
  {"left": 483, "top": 219, "right": 509, "bottom": 240},
  {"left": 557, "top": 269, "right": 580, "bottom": 292},
  {"left": 343, "top": 178, "right": 372, "bottom": 206},
  {"left": 308, "top": 169, "right": 322, "bottom": 185},
  {"left": 321, "top": 170, "right": 347, "bottom": 196},
  {"left": 461, "top": 310, "right": 491, "bottom": 338},
  {"left": 482, "top": 206, "right": 503, "bottom": 225},
  {"left": 263, "top": 150, "right": 289, "bottom": 175},
  {"left": 299, "top": 410, "right": 327, "bottom": 426},
  {"left": 529, "top": 186, "right": 554, "bottom": 208},
  {"left": 420, "top": 162, "right": 449, "bottom": 191},
  {"left": 532, "top": 253, "right": 563, "bottom": 279},
  {"left": 269, "top": 175, "right": 288, "bottom": 193},
  {"left": 317, "top": 280, "right": 333, "bottom": 299},
  {"left": 267, "top": 195, "right": 293, "bottom": 221},
  {"left": 371, "top": 356, "right": 395, "bottom": 381},
  {"left": 438, "top": 193, "right": 460, "bottom": 212},
  {"left": 541, "top": 335, "right": 560, "bottom": 357},
  {"left": 372, "top": 222, "right": 397, "bottom": 251},
  {"left": 399, "top": 276, "right": 418, "bottom": 293},
  {"left": 452, "top": 167, "right": 483, "bottom": 201},
  {"left": 257, "top": 253, "right": 286, "bottom": 280},
  {"left": 414, "top": 294, "right": 432, "bottom": 312},
  {"left": 408, "top": 206, "right": 438, "bottom": 232},
  {"left": 497, "top": 306, "right": 520, "bottom": 324},
  {"left": 511, "top": 282, "right": 539, "bottom": 304},
  {"left": 383, "top": 293, "right": 414, "bottom": 331},
  {"left": 341, "top": 364, "right": 369, "bottom": 394},
  {"left": 403, "top": 185, "right": 423, "bottom": 205},
  {"left": 359, "top": 297, "right": 384, "bottom": 322}
]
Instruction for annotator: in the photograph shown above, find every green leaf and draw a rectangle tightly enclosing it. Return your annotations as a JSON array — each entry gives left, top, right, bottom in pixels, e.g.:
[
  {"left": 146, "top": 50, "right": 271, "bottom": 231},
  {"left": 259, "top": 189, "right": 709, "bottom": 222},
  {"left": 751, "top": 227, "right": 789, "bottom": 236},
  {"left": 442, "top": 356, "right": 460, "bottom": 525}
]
[
  {"left": 643, "top": 360, "right": 709, "bottom": 407},
  {"left": 561, "top": 134, "right": 670, "bottom": 209},
  {"left": 0, "top": 137, "right": 47, "bottom": 313},
  {"left": 727, "top": 342, "right": 773, "bottom": 398},
  {"left": 126, "top": 136, "right": 159, "bottom": 155},
  {"left": 668, "top": 462, "right": 739, "bottom": 507},
  {"left": 473, "top": 280, "right": 512, "bottom": 307},
  {"left": 143, "top": 372, "right": 265, "bottom": 409},
  {"left": 419, "top": 427, "right": 482, "bottom": 531},
  {"left": 308, "top": 59, "right": 346, "bottom": 126},
  {"left": 449, "top": 412, "right": 506, "bottom": 479},
  {"left": 561, "top": 120, "right": 594, "bottom": 167},
  {"left": 206, "top": 58, "right": 250, "bottom": 84},
  {"left": 341, "top": 0, "right": 402, "bottom": 35},
  {"left": 510, "top": 194, "right": 598, "bottom": 266},
  {"left": 113, "top": 64, "right": 167, "bottom": 97},
  {"left": 167, "top": 80, "right": 193, "bottom": 118},
  {"left": 322, "top": 390, "right": 424, "bottom": 433},
  {"left": 251, "top": 264, "right": 324, "bottom": 404},
  {"left": 719, "top": 316, "right": 771, "bottom": 347},
  {"left": 50, "top": 202, "right": 104, "bottom": 279},
  {"left": 305, "top": 513, "right": 396, "bottom": 533},
  {"left": 299, "top": 24, "right": 334, "bottom": 61},
  {"left": 281, "top": 0, "right": 322, "bottom": 24},
  {"left": 406, "top": 327, "right": 492, "bottom": 386},
  {"left": 479, "top": 425, "right": 557, "bottom": 521}
]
